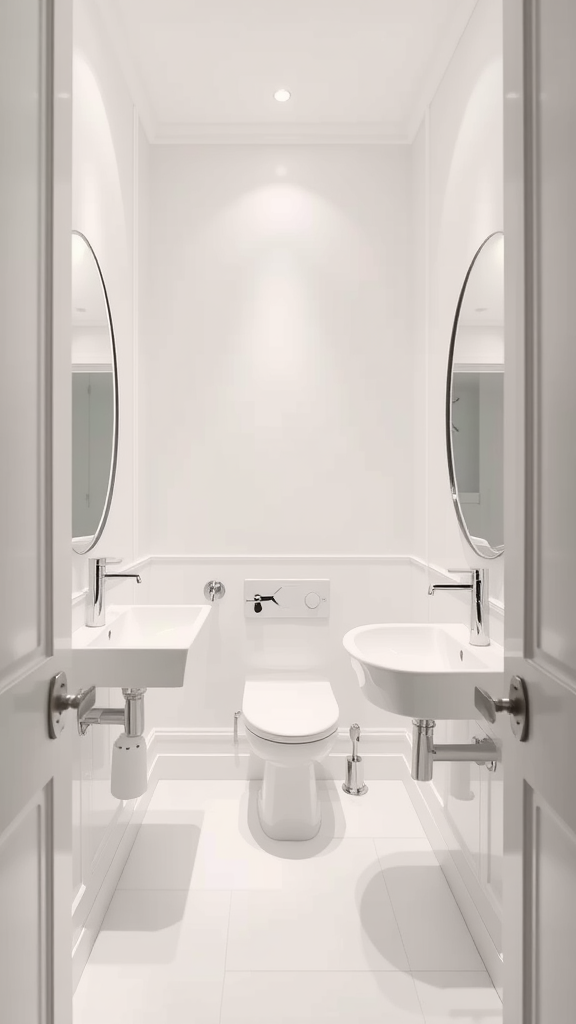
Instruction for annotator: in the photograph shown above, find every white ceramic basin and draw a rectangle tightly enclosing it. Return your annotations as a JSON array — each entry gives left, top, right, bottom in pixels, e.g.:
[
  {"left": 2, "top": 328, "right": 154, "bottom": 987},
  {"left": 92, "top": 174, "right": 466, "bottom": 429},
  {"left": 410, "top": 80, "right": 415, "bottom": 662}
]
[
  {"left": 343, "top": 622, "right": 504, "bottom": 720},
  {"left": 72, "top": 604, "right": 211, "bottom": 689}
]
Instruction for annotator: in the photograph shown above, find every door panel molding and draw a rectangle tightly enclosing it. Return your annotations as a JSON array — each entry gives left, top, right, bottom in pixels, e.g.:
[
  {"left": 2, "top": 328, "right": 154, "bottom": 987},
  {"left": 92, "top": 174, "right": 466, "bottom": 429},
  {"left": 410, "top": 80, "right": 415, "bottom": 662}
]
[
  {"left": 0, "top": 0, "right": 55, "bottom": 696},
  {"left": 0, "top": 782, "right": 54, "bottom": 1023}
]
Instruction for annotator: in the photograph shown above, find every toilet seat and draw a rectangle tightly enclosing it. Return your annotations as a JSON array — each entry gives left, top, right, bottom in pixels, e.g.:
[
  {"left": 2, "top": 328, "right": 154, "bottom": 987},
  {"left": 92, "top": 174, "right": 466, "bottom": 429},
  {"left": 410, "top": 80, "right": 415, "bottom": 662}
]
[{"left": 243, "top": 681, "right": 339, "bottom": 744}]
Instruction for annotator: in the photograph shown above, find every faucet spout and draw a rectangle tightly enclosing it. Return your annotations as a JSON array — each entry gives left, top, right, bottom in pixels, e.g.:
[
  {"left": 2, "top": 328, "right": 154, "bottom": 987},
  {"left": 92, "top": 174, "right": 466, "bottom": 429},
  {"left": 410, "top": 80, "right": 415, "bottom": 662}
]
[
  {"left": 427, "top": 569, "right": 490, "bottom": 646},
  {"left": 428, "top": 583, "right": 471, "bottom": 596},
  {"left": 86, "top": 558, "right": 142, "bottom": 627},
  {"left": 105, "top": 572, "right": 142, "bottom": 584}
]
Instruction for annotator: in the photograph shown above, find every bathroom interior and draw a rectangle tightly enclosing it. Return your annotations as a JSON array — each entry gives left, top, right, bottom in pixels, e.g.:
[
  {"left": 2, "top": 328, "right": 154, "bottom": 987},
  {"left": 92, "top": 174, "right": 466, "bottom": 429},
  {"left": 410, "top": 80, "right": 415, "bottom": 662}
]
[{"left": 68, "top": 0, "right": 506, "bottom": 1020}]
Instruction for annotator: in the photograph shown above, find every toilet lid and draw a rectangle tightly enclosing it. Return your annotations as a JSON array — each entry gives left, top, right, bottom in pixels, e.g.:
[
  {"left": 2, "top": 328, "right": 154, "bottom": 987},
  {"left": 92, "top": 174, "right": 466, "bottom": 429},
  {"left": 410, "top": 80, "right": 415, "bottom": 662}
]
[{"left": 242, "top": 681, "right": 339, "bottom": 744}]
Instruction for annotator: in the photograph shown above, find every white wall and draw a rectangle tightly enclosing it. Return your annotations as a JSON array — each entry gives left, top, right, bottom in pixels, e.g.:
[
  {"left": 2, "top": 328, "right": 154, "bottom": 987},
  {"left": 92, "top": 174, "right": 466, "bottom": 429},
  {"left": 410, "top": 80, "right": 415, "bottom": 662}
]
[
  {"left": 140, "top": 556, "right": 418, "bottom": 735},
  {"left": 71, "top": 0, "right": 143, "bottom": 979},
  {"left": 412, "top": 0, "right": 505, "bottom": 971},
  {"left": 139, "top": 145, "right": 413, "bottom": 556},
  {"left": 425, "top": 0, "right": 504, "bottom": 599},
  {"left": 135, "top": 144, "right": 419, "bottom": 735},
  {"left": 72, "top": 0, "right": 136, "bottom": 586},
  {"left": 71, "top": 0, "right": 505, "bottom": 985}
]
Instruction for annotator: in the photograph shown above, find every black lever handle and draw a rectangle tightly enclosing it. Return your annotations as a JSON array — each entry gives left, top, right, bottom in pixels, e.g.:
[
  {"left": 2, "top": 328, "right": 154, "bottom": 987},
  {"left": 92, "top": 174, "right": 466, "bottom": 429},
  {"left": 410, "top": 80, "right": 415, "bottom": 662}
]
[{"left": 246, "top": 593, "right": 279, "bottom": 614}]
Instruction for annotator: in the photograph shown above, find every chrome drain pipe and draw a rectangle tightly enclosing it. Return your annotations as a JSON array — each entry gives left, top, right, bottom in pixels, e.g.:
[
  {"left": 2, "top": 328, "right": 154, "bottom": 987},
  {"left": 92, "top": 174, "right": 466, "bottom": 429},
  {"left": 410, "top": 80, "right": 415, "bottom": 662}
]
[{"left": 411, "top": 719, "right": 499, "bottom": 782}]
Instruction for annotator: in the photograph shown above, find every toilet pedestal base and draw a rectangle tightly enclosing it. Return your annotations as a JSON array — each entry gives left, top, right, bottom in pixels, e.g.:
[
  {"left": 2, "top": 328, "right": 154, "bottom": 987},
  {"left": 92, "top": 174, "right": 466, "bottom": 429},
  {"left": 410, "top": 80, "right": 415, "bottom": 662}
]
[{"left": 258, "top": 762, "right": 321, "bottom": 841}]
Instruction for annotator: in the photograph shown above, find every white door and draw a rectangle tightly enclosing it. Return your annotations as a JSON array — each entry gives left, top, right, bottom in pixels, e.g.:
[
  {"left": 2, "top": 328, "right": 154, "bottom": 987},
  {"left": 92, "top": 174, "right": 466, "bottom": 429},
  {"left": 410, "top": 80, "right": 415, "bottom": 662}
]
[
  {"left": 502, "top": 1, "right": 576, "bottom": 1021},
  {"left": 0, "top": 2, "right": 72, "bottom": 1022}
]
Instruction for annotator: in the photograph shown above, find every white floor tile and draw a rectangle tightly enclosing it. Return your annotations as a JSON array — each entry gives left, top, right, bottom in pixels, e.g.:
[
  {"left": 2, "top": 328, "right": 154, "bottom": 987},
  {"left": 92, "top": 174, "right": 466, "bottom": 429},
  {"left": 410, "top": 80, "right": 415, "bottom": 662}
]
[
  {"left": 118, "top": 781, "right": 250, "bottom": 890},
  {"left": 375, "top": 838, "right": 485, "bottom": 972},
  {"left": 73, "top": 889, "right": 230, "bottom": 1024},
  {"left": 76, "top": 780, "right": 500, "bottom": 1024},
  {"left": 412, "top": 972, "right": 503, "bottom": 1023},
  {"left": 220, "top": 971, "right": 425, "bottom": 1023},
  {"left": 117, "top": 808, "right": 203, "bottom": 889},
  {"left": 192, "top": 832, "right": 386, "bottom": 893},
  {"left": 146, "top": 779, "right": 247, "bottom": 813},
  {"left": 319, "top": 780, "right": 426, "bottom": 838},
  {"left": 121, "top": 782, "right": 394, "bottom": 893},
  {"left": 225, "top": 860, "right": 409, "bottom": 972}
]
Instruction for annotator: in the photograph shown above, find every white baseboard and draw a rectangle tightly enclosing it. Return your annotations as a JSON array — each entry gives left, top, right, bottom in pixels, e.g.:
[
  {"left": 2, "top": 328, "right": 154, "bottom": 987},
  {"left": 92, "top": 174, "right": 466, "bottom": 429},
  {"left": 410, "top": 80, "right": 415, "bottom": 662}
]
[
  {"left": 71, "top": 757, "right": 162, "bottom": 991},
  {"left": 73, "top": 726, "right": 503, "bottom": 1001},
  {"left": 148, "top": 726, "right": 409, "bottom": 782},
  {"left": 404, "top": 767, "right": 504, "bottom": 998}
]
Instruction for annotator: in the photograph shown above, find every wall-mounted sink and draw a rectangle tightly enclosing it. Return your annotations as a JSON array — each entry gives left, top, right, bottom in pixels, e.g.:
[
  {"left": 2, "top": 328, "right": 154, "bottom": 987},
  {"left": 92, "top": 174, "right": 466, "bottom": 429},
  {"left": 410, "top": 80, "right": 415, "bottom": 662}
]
[
  {"left": 343, "top": 622, "right": 504, "bottom": 720},
  {"left": 72, "top": 604, "right": 211, "bottom": 689}
]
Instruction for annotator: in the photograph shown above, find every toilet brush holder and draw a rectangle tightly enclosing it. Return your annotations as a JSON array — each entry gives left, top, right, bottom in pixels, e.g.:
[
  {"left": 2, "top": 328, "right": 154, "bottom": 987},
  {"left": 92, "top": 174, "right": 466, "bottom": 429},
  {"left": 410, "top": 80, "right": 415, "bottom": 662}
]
[{"left": 343, "top": 723, "right": 368, "bottom": 796}]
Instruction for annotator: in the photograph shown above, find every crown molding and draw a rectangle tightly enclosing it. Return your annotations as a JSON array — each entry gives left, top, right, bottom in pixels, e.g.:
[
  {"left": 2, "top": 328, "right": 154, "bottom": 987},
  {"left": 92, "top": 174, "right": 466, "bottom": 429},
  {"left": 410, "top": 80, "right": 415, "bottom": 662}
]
[
  {"left": 405, "top": 0, "right": 479, "bottom": 142},
  {"left": 93, "top": 0, "right": 158, "bottom": 141},
  {"left": 93, "top": 0, "right": 479, "bottom": 147}
]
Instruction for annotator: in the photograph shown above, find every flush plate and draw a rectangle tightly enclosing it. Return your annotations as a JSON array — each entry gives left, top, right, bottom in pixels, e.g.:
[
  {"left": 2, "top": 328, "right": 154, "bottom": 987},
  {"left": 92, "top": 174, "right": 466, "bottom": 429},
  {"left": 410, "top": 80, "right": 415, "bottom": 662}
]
[{"left": 244, "top": 580, "right": 330, "bottom": 619}]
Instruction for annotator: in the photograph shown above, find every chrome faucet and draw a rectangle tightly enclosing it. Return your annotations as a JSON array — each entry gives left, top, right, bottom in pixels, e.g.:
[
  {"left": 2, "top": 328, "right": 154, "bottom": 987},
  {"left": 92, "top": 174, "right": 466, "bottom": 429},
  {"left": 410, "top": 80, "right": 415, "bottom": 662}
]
[
  {"left": 428, "top": 568, "right": 489, "bottom": 647},
  {"left": 86, "top": 557, "right": 142, "bottom": 627}
]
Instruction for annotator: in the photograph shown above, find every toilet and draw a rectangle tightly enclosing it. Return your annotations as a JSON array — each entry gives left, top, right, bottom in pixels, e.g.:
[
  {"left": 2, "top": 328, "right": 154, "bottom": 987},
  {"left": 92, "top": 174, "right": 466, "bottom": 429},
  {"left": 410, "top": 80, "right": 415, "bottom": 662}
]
[{"left": 242, "top": 680, "right": 339, "bottom": 841}]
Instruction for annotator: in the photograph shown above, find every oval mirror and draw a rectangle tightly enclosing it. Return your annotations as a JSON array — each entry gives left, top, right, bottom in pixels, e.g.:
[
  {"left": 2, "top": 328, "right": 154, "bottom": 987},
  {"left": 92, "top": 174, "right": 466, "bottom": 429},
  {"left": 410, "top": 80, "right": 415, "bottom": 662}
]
[
  {"left": 71, "top": 231, "right": 119, "bottom": 554},
  {"left": 446, "top": 231, "right": 504, "bottom": 560}
]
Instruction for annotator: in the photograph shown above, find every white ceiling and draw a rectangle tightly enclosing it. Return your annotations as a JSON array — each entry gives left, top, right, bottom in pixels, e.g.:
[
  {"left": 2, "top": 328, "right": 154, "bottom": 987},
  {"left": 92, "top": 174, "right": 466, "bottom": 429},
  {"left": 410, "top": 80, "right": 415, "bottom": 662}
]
[{"left": 97, "top": 0, "right": 478, "bottom": 143}]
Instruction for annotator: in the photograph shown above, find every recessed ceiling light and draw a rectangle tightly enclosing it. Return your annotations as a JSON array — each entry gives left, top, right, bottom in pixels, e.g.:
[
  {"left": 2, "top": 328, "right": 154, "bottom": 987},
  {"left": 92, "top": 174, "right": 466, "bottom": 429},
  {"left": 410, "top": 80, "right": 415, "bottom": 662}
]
[{"left": 274, "top": 88, "right": 291, "bottom": 103}]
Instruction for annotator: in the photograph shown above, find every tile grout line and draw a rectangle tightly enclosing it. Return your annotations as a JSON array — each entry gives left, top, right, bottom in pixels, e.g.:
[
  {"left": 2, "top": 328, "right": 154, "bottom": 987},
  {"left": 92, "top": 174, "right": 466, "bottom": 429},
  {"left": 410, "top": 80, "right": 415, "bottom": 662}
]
[
  {"left": 371, "top": 837, "right": 427, "bottom": 1022},
  {"left": 373, "top": 805, "right": 493, "bottom": 983},
  {"left": 400, "top": 782, "right": 496, "bottom": 982},
  {"left": 219, "top": 968, "right": 493, "bottom": 974},
  {"left": 218, "top": 891, "right": 234, "bottom": 1023}
]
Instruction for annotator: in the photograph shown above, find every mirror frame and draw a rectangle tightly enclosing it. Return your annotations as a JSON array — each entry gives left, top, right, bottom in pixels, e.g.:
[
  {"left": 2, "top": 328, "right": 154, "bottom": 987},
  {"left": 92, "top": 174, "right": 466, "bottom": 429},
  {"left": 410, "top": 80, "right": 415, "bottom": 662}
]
[
  {"left": 72, "top": 230, "right": 119, "bottom": 554},
  {"left": 445, "top": 230, "right": 504, "bottom": 561}
]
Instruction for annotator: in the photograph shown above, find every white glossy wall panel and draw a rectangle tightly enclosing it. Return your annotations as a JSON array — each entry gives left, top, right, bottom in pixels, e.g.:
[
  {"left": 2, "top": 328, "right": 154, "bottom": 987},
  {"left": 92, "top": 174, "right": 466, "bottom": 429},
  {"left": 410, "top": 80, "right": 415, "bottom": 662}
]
[
  {"left": 425, "top": 0, "right": 504, "bottom": 603},
  {"left": 410, "top": 121, "right": 429, "bottom": 566},
  {"left": 141, "top": 558, "right": 414, "bottom": 732},
  {"left": 139, "top": 145, "right": 413, "bottom": 556},
  {"left": 72, "top": 0, "right": 138, "bottom": 594},
  {"left": 410, "top": 0, "right": 505, "bottom": 943},
  {"left": 71, "top": 0, "right": 143, "bottom": 949}
]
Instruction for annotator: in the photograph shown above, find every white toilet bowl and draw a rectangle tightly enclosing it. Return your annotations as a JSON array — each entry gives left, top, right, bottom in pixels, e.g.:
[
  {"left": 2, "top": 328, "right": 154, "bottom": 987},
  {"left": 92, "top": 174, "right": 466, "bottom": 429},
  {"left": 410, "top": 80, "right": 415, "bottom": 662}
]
[{"left": 242, "top": 680, "right": 339, "bottom": 841}]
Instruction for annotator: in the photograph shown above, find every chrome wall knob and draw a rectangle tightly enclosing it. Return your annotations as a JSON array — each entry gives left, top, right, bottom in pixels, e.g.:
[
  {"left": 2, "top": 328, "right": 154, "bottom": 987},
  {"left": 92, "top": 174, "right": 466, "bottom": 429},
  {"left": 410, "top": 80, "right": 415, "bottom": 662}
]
[
  {"left": 204, "top": 580, "right": 226, "bottom": 602},
  {"left": 474, "top": 676, "right": 528, "bottom": 741}
]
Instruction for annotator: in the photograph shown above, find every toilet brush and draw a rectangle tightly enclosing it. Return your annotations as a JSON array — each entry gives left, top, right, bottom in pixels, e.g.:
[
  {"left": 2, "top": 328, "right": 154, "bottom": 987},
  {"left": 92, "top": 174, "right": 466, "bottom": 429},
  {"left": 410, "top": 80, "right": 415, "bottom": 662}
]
[{"left": 343, "top": 723, "right": 368, "bottom": 796}]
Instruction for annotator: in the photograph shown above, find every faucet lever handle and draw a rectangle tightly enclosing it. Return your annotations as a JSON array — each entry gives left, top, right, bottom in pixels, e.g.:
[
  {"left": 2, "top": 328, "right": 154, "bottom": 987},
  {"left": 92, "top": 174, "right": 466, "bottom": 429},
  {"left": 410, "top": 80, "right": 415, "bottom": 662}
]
[{"left": 447, "top": 568, "right": 487, "bottom": 579}]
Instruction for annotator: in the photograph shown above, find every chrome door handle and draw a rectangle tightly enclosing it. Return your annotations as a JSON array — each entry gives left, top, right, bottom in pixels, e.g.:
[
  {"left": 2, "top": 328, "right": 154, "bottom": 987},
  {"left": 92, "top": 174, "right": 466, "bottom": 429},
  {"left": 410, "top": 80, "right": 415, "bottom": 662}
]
[
  {"left": 474, "top": 675, "right": 529, "bottom": 741},
  {"left": 48, "top": 673, "right": 96, "bottom": 739}
]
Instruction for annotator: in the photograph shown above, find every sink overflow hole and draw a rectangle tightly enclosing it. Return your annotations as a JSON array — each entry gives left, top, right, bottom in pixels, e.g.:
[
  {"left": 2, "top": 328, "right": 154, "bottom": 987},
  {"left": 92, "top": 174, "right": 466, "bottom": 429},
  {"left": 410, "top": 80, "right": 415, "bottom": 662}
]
[{"left": 459, "top": 649, "right": 464, "bottom": 661}]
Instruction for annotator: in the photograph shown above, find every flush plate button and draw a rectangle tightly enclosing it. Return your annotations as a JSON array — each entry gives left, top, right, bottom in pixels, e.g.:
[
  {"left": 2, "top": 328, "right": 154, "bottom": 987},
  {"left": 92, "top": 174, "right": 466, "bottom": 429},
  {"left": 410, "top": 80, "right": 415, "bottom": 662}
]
[{"left": 244, "top": 580, "right": 329, "bottom": 618}]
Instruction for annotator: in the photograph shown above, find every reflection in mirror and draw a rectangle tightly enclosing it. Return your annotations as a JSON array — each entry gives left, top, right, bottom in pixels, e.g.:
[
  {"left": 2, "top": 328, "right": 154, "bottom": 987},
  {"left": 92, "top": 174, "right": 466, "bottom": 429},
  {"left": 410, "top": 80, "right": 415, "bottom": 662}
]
[
  {"left": 447, "top": 232, "right": 504, "bottom": 559},
  {"left": 72, "top": 231, "right": 118, "bottom": 554}
]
